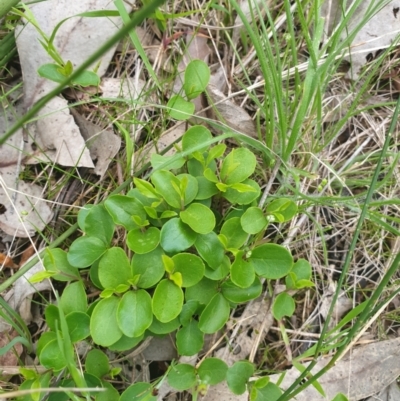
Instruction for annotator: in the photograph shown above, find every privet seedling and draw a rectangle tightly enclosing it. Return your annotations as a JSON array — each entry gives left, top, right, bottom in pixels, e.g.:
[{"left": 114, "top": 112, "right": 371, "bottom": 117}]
[{"left": 27, "top": 60, "right": 314, "bottom": 400}]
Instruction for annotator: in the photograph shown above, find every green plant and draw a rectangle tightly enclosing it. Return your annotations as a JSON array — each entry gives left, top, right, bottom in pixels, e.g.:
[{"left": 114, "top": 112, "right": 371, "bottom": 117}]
[{"left": 27, "top": 112, "right": 313, "bottom": 399}]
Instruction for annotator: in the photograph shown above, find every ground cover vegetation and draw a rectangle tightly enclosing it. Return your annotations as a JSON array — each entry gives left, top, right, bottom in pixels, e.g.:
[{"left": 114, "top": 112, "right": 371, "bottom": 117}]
[{"left": 1, "top": 0, "right": 400, "bottom": 400}]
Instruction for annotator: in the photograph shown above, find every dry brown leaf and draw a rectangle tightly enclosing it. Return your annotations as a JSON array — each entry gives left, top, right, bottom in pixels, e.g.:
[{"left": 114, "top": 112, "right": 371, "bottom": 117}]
[
  {"left": 269, "top": 337, "right": 400, "bottom": 401},
  {"left": 365, "top": 380, "right": 400, "bottom": 401},
  {"left": 0, "top": 166, "right": 53, "bottom": 238},
  {"left": 71, "top": 109, "right": 121, "bottom": 177},
  {"left": 142, "top": 336, "right": 177, "bottom": 361},
  {"left": 0, "top": 329, "right": 23, "bottom": 366},
  {"left": 0, "top": 253, "right": 18, "bottom": 269}
]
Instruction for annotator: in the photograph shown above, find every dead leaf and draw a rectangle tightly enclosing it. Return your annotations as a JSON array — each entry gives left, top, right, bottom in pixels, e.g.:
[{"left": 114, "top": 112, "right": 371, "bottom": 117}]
[
  {"left": 365, "top": 380, "right": 400, "bottom": 401},
  {"left": 0, "top": 329, "right": 23, "bottom": 366},
  {"left": 71, "top": 109, "right": 121, "bottom": 177},
  {"left": 0, "top": 253, "right": 18, "bottom": 269},
  {"left": 321, "top": 0, "right": 400, "bottom": 79},
  {"left": 0, "top": 166, "right": 53, "bottom": 238},
  {"left": 207, "top": 84, "right": 257, "bottom": 138},
  {"left": 142, "top": 336, "right": 177, "bottom": 361},
  {"left": 269, "top": 337, "right": 400, "bottom": 401}
]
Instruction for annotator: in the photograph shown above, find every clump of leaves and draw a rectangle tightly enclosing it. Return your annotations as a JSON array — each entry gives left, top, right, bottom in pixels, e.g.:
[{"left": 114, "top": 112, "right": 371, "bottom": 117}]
[{"left": 27, "top": 60, "right": 314, "bottom": 399}]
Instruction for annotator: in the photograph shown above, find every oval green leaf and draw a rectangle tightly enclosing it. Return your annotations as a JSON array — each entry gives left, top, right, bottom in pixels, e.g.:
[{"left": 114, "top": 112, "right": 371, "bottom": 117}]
[
  {"left": 230, "top": 251, "right": 255, "bottom": 288},
  {"left": 120, "top": 382, "right": 156, "bottom": 401},
  {"left": 220, "top": 217, "right": 248, "bottom": 249},
  {"left": 60, "top": 281, "right": 87, "bottom": 315},
  {"left": 185, "top": 277, "right": 218, "bottom": 305},
  {"left": 66, "top": 311, "right": 90, "bottom": 342},
  {"left": 220, "top": 148, "right": 256, "bottom": 185},
  {"left": 194, "top": 231, "right": 225, "bottom": 269},
  {"left": 131, "top": 247, "right": 165, "bottom": 289},
  {"left": 167, "top": 95, "right": 195, "bottom": 120},
  {"left": 104, "top": 195, "right": 146, "bottom": 230},
  {"left": 249, "top": 244, "right": 293, "bottom": 279},
  {"left": 223, "top": 178, "right": 261, "bottom": 205},
  {"left": 43, "top": 248, "right": 80, "bottom": 281},
  {"left": 226, "top": 361, "right": 254, "bottom": 395},
  {"left": 39, "top": 339, "right": 67, "bottom": 371},
  {"left": 90, "top": 297, "right": 122, "bottom": 346},
  {"left": 151, "top": 169, "right": 181, "bottom": 209},
  {"left": 176, "top": 320, "right": 204, "bottom": 356},
  {"left": 84, "top": 204, "right": 114, "bottom": 245},
  {"left": 240, "top": 207, "right": 267, "bottom": 234},
  {"left": 68, "top": 236, "right": 107, "bottom": 268},
  {"left": 221, "top": 277, "right": 262, "bottom": 304},
  {"left": 168, "top": 364, "right": 197, "bottom": 391},
  {"left": 85, "top": 349, "right": 110, "bottom": 379},
  {"left": 152, "top": 279, "right": 183, "bottom": 323},
  {"left": 117, "top": 290, "right": 153, "bottom": 337},
  {"left": 182, "top": 125, "right": 212, "bottom": 153},
  {"left": 198, "top": 358, "right": 228, "bottom": 385},
  {"left": 180, "top": 203, "right": 215, "bottom": 234},
  {"left": 172, "top": 253, "right": 205, "bottom": 287},
  {"left": 177, "top": 173, "right": 199, "bottom": 205},
  {"left": 160, "top": 218, "right": 197, "bottom": 253},
  {"left": 199, "top": 293, "right": 230, "bottom": 334},
  {"left": 98, "top": 247, "right": 132, "bottom": 289},
  {"left": 272, "top": 292, "right": 295, "bottom": 320},
  {"left": 127, "top": 227, "right": 160, "bottom": 254},
  {"left": 184, "top": 60, "right": 210, "bottom": 99}
]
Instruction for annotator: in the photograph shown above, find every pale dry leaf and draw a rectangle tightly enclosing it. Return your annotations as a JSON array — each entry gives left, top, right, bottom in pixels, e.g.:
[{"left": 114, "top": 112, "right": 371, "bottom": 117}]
[
  {"left": 71, "top": 109, "right": 121, "bottom": 177},
  {"left": 0, "top": 329, "right": 23, "bottom": 366},
  {"left": 207, "top": 84, "right": 257, "bottom": 138},
  {"left": 202, "top": 381, "right": 248, "bottom": 401},
  {"left": 0, "top": 166, "right": 53, "bottom": 238},
  {"left": 269, "top": 337, "right": 400, "bottom": 401},
  {"left": 26, "top": 97, "right": 94, "bottom": 168},
  {"left": 365, "top": 380, "right": 400, "bottom": 401},
  {"left": 4, "top": 255, "right": 51, "bottom": 324},
  {"left": 321, "top": 0, "right": 400, "bottom": 79},
  {"left": 100, "top": 77, "right": 146, "bottom": 101}
]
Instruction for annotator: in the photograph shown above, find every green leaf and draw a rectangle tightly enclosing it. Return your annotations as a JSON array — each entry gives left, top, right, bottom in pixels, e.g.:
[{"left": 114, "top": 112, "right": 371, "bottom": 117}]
[
  {"left": 195, "top": 176, "right": 219, "bottom": 200},
  {"left": 176, "top": 320, "right": 204, "bottom": 356},
  {"left": 291, "top": 258, "right": 312, "bottom": 281},
  {"left": 71, "top": 69, "right": 100, "bottom": 87},
  {"left": 152, "top": 279, "right": 183, "bottom": 322},
  {"left": 151, "top": 170, "right": 181, "bottom": 209},
  {"left": 104, "top": 195, "right": 146, "bottom": 230},
  {"left": 204, "top": 255, "right": 230, "bottom": 280},
  {"left": 77, "top": 204, "right": 94, "bottom": 230},
  {"left": 194, "top": 231, "right": 225, "bottom": 269},
  {"left": 226, "top": 361, "right": 254, "bottom": 395},
  {"left": 66, "top": 311, "right": 90, "bottom": 342},
  {"left": 231, "top": 251, "right": 255, "bottom": 288},
  {"left": 199, "top": 293, "right": 230, "bottom": 334},
  {"left": 220, "top": 217, "right": 248, "bottom": 249},
  {"left": 120, "top": 382, "right": 156, "bottom": 401},
  {"left": 206, "top": 143, "right": 226, "bottom": 164},
  {"left": 180, "top": 203, "right": 215, "bottom": 234},
  {"left": 167, "top": 94, "right": 195, "bottom": 120},
  {"left": 220, "top": 148, "right": 256, "bottom": 184},
  {"left": 117, "top": 290, "right": 153, "bottom": 337},
  {"left": 240, "top": 207, "right": 267, "bottom": 234},
  {"left": 67, "top": 236, "right": 107, "bottom": 268},
  {"left": 90, "top": 297, "right": 122, "bottom": 346},
  {"left": 148, "top": 316, "right": 180, "bottom": 335},
  {"left": 171, "top": 253, "right": 205, "bottom": 287},
  {"left": 127, "top": 227, "right": 160, "bottom": 254},
  {"left": 182, "top": 125, "right": 212, "bottom": 153},
  {"left": 160, "top": 218, "right": 197, "bottom": 253},
  {"left": 250, "top": 380, "right": 282, "bottom": 401},
  {"left": 179, "top": 300, "right": 200, "bottom": 326},
  {"left": 184, "top": 60, "right": 210, "bottom": 99},
  {"left": 272, "top": 293, "right": 295, "bottom": 320},
  {"left": 44, "top": 305, "right": 59, "bottom": 332},
  {"left": 85, "top": 349, "right": 110, "bottom": 379},
  {"left": 266, "top": 198, "right": 298, "bottom": 222},
  {"left": 223, "top": 178, "right": 261, "bottom": 205},
  {"left": 131, "top": 247, "right": 165, "bottom": 289},
  {"left": 249, "top": 244, "right": 293, "bottom": 279},
  {"left": 168, "top": 364, "right": 197, "bottom": 391},
  {"left": 37, "top": 63, "right": 66, "bottom": 84},
  {"left": 60, "top": 281, "right": 87, "bottom": 315},
  {"left": 221, "top": 277, "right": 262, "bottom": 303},
  {"left": 151, "top": 153, "right": 185, "bottom": 170},
  {"left": 39, "top": 339, "right": 67, "bottom": 371},
  {"left": 177, "top": 173, "right": 199, "bottom": 205},
  {"left": 198, "top": 358, "right": 228, "bottom": 385},
  {"left": 330, "top": 393, "right": 349, "bottom": 401},
  {"left": 98, "top": 247, "right": 132, "bottom": 289},
  {"left": 84, "top": 204, "right": 114, "bottom": 245},
  {"left": 43, "top": 248, "right": 80, "bottom": 281},
  {"left": 108, "top": 334, "right": 143, "bottom": 352},
  {"left": 185, "top": 277, "right": 218, "bottom": 304},
  {"left": 133, "top": 178, "right": 160, "bottom": 199}
]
